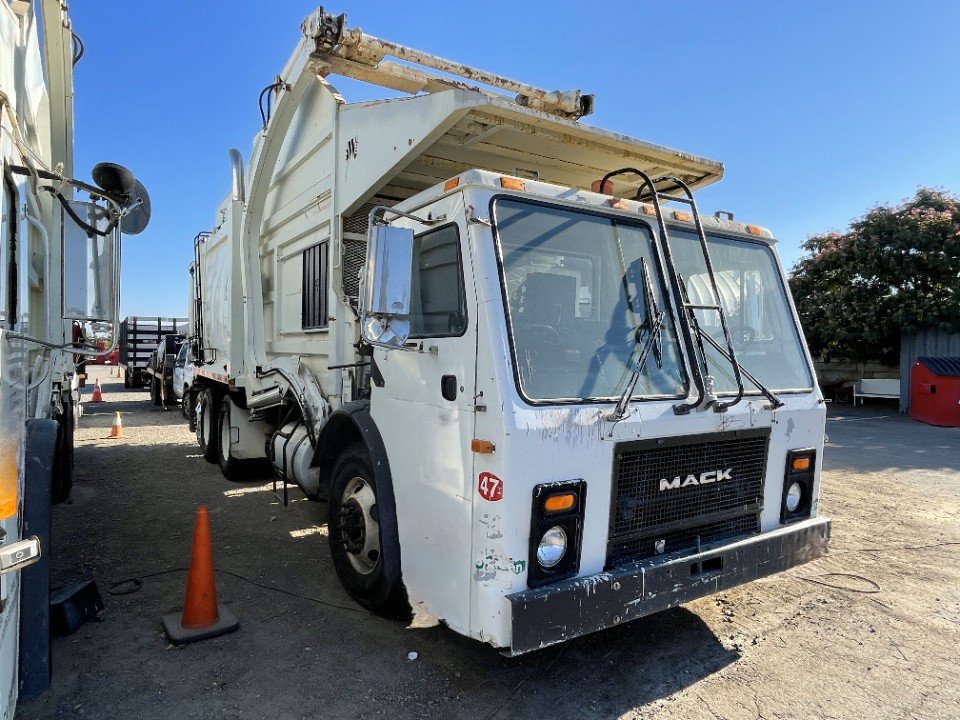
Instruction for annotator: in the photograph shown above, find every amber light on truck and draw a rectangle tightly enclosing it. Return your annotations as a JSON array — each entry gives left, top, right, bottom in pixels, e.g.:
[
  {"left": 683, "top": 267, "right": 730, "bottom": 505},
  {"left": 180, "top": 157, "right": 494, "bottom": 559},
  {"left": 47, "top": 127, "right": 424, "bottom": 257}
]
[
  {"left": 781, "top": 449, "right": 816, "bottom": 524},
  {"left": 528, "top": 481, "right": 586, "bottom": 588}
]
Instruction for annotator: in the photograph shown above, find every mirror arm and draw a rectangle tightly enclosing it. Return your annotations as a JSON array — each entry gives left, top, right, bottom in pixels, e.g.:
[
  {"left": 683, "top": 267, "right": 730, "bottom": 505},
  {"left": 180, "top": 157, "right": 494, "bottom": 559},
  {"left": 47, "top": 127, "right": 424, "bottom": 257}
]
[
  {"left": 367, "top": 205, "right": 441, "bottom": 229},
  {"left": 8, "top": 165, "right": 127, "bottom": 205}
]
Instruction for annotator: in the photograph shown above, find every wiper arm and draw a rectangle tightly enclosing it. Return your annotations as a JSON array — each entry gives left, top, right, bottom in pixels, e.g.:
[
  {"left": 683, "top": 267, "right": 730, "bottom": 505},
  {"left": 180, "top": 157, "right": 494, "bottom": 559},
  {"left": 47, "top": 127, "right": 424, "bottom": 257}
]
[
  {"left": 606, "top": 310, "right": 665, "bottom": 422},
  {"left": 695, "top": 330, "right": 784, "bottom": 409}
]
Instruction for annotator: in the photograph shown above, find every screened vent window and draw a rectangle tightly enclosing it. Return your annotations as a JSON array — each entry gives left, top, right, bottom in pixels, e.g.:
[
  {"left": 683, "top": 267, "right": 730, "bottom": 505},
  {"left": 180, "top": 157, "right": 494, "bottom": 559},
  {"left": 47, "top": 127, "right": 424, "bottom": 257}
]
[
  {"left": 409, "top": 224, "right": 467, "bottom": 338},
  {"left": 302, "top": 241, "right": 329, "bottom": 329}
]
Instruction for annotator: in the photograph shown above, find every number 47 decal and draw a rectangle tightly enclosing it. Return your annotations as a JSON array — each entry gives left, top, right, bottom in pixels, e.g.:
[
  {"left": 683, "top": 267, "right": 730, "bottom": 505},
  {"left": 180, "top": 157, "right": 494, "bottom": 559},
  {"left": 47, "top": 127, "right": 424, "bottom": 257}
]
[{"left": 478, "top": 472, "right": 503, "bottom": 502}]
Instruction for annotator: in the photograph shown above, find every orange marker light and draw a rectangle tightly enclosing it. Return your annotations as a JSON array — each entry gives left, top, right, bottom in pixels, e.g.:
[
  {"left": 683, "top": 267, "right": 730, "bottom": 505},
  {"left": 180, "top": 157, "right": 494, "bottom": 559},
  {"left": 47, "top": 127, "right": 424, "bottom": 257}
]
[
  {"left": 544, "top": 492, "right": 576, "bottom": 513},
  {"left": 608, "top": 198, "right": 628, "bottom": 210},
  {"left": 0, "top": 441, "right": 18, "bottom": 520},
  {"left": 641, "top": 204, "right": 656, "bottom": 216},
  {"left": 471, "top": 439, "right": 496, "bottom": 454},
  {"left": 746, "top": 225, "right": 763, "bottom": 236},
  {"left": 444, "top": 177, "right": 460, "bottom": 191},
  {"left": 591, "top": 179, "right": 614, "bottom": 195},
  {"left": 673, "top": 210, "right": 692, "bottom": 222},
  {"left": 500, "top": 176, "right": 525, "bottom": 191},
  {"left": 791, "top": 456, "right": 812, "bottom": 472}
]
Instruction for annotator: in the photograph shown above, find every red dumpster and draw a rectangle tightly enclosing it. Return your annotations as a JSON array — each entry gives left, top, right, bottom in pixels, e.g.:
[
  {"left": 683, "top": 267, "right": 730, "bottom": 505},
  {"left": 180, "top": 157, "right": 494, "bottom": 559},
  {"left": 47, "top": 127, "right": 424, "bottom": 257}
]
[{"left": 910, "top": 357, "right": 960, "bottom": 427}]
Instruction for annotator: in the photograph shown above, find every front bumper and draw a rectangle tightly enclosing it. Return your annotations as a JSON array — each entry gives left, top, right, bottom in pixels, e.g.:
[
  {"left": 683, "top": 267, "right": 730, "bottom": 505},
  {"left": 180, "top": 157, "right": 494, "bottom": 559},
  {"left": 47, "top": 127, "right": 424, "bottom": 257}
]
[{"left": 507, "top": 516, "right": 830, "bottom": 655}]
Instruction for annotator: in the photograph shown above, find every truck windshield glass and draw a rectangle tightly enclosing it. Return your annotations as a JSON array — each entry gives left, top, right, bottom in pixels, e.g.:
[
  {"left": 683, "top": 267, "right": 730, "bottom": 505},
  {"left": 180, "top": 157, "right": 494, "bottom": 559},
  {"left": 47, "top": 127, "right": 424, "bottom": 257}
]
[
  {"left": 671, "top": 231, "right": 813, "bottom": 394},
  {"left": 493, "top": 198, "right": 686, "bottom": 402}
]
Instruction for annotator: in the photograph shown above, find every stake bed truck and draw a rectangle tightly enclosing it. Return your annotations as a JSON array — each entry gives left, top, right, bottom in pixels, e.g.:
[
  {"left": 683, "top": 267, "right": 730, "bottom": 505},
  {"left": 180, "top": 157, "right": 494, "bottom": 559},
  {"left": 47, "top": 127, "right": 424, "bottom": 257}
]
[{"left": 187, "top": 6, "right": 830, "bottom": 654}]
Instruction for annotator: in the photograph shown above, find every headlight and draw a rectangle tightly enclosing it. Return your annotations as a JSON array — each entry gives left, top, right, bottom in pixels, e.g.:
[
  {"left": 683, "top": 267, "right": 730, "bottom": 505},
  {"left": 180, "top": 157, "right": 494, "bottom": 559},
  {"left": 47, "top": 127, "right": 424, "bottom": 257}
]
[
  {"left": 536, "top": 526, "right": 567, "bottom": 567},
  {"left": 785, "top": 481, "right": 803, "bottom": 512}
]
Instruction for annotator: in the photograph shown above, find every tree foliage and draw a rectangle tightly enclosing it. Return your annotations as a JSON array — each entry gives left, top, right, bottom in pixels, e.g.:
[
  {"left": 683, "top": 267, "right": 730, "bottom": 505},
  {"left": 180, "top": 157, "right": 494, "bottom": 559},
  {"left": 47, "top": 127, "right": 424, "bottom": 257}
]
[{"left": 789, "top": 188, "right": 960, "bottom": 365}]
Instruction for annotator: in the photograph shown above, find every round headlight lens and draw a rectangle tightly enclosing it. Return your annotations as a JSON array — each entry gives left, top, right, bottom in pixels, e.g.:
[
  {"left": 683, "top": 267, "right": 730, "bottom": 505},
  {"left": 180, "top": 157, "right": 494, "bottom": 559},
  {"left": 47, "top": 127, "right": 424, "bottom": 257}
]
[
  {"left": 536, "top": 526, "right": 567, "bottom": 568},
  {"left": 785, "top": 481, "right": 803, "bottom": 512}
]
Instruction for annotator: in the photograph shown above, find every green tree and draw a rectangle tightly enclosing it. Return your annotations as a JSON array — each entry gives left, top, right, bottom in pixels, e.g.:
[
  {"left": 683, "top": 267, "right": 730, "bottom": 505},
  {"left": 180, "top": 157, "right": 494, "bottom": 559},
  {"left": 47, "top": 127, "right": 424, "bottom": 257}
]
[{"left": 789, "top": 188, "right": 960, "bottom": 365}]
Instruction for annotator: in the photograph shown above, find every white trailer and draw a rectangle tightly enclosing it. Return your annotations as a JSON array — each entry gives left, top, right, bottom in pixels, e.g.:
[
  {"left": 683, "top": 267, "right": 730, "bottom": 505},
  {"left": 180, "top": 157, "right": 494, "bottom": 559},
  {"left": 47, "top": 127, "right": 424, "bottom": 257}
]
[
  {"left": 1, "top": 1, "right": 150, "bottom": 711},
  {"left": 189, "top": 7, "right": 830, "bottom": 654}
]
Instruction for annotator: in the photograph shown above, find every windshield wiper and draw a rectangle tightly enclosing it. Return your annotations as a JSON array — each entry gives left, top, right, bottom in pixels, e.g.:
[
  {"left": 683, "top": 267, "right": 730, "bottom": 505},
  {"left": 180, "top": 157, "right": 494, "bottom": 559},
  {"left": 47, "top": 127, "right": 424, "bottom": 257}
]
[
  {"left": 694, "top": 330, "right": 784, "bottom": 409},
  {"left": 606, "top": 259, "right": 666, "bottom": 422}
]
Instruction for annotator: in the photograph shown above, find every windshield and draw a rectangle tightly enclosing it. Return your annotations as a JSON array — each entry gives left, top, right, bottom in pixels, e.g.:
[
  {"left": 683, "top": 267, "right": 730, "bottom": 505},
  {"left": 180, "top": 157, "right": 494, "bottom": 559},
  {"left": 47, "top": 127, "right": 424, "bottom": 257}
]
[
  {"left": 671, "top": 231, "right": 813, "bottom": 394},
  {"left": 493, "top": 198, "right": 687, "bottom": 403}
]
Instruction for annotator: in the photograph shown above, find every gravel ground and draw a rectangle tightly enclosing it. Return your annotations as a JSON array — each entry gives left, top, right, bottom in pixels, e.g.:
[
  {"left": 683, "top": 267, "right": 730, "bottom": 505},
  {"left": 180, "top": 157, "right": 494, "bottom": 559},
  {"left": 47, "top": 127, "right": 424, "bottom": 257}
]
[{"left": 17, "top": 366, "right": 960, "bottom": 720}]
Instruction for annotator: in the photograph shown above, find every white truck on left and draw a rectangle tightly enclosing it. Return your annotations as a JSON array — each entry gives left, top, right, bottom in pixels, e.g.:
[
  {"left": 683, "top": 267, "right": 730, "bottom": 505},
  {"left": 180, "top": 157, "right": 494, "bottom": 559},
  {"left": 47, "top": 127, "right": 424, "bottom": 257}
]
[{"left": 0, "top": 1, "right": 150, "bottom": 715}]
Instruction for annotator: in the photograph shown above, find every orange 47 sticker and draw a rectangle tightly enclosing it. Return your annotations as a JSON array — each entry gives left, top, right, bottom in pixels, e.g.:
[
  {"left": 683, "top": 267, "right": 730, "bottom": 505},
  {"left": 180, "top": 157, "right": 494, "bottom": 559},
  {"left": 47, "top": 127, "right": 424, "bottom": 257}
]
[{"left": 478, "top": 472, "right": 503, "bottom": 502}]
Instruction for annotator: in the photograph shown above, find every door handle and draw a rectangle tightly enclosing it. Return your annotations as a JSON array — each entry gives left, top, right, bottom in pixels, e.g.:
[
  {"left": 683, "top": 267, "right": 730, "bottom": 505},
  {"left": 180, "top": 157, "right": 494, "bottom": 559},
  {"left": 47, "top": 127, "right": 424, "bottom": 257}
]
[{"left": 441, "top": 375, "right": 457, "bottom": 401}]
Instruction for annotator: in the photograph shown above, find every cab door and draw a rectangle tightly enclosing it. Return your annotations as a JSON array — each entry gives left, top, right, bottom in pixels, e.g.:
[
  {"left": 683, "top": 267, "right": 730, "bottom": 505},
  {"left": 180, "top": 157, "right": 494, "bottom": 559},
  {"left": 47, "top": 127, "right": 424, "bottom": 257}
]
[{"left": 369, "top": 198, "right": 478, "bottom": 632}]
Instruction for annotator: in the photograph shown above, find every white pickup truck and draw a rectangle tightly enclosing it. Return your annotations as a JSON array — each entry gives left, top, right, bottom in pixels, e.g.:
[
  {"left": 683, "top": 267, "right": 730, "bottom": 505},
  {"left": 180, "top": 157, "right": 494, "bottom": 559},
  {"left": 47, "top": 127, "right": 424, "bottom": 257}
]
[{"left": 172, "top": 342, "right": 196, "bottom": 419}]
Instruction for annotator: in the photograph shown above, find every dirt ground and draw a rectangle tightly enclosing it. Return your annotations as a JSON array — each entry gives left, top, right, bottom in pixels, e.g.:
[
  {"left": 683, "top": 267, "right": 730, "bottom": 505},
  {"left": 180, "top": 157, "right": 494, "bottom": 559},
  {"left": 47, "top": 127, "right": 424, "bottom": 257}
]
[{"left": 17, "top": 365, "right": 960, "bottom": 720}]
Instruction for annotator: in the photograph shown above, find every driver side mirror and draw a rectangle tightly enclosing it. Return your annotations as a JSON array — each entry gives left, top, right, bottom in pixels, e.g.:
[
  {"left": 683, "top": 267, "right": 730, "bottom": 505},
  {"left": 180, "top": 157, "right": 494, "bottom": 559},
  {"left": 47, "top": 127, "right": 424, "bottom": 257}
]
[
  {"left": 62, "top": 201, "right": 117, "bottom": 322},
  {"left": 360, "top": 224, "right": 414, "bottom": 349}
]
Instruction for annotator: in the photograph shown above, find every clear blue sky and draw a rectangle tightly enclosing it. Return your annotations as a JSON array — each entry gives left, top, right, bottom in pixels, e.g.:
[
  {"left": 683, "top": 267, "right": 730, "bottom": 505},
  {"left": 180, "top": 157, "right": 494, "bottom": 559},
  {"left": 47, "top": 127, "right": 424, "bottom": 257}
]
[{"left": 67, "top": 1, "right": 960, "bottom": 317}]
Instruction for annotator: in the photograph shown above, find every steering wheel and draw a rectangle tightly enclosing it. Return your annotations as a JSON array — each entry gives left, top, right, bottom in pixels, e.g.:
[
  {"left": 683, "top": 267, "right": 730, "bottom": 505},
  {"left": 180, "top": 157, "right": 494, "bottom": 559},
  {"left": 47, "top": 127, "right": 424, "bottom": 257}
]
[{"left": 735, "top": 326, "right": 757, "bottom": 344}]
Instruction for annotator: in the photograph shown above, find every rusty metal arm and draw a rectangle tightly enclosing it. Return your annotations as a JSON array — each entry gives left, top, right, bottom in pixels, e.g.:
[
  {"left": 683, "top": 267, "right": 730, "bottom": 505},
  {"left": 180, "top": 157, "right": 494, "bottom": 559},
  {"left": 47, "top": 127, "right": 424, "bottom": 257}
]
[{"left": 301, "top": 7, "right": 594, "bottom": 119}]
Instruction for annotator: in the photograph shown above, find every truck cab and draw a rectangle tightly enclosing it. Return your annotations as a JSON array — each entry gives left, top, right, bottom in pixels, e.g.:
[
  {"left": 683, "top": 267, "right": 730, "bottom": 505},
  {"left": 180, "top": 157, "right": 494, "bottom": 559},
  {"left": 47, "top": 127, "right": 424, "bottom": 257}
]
[{"left": 362, "top": 170, "right": 828, "bottom": 652}]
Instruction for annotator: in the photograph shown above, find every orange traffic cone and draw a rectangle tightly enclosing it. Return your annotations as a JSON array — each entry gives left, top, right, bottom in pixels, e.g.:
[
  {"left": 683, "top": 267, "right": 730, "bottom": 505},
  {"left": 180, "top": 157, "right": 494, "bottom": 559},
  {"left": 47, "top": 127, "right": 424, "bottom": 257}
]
[
  {"left": 162, "top": 506, "right": 239, "bottom": 644},
  {"left": 109, "top": 411, "right": 123, "bottom": 438},
  {"left": 91, "top": 379, "right": 104, "bottom": 403}
]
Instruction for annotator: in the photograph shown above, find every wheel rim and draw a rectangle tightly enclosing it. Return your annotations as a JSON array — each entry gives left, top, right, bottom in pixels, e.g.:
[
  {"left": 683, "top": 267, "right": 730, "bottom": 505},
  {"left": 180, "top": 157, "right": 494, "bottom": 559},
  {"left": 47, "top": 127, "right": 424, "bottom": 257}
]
[
  {"left": 220, "top": 405, "right": 230, "bottom": 461},
  {"left": 198, "top": 396, "right": 210, "bottom": 446},
  {"left": 337, "top": 476, "right": 380, "bottom": 575}
]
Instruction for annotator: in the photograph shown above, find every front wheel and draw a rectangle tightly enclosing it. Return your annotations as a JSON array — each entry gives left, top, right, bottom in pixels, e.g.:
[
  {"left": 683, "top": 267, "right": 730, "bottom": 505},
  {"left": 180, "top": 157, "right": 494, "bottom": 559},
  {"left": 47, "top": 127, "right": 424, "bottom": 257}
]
[
  {"left": 150, "top": 377, "right": 162, "bottom": 406},
  {"left": 196, "top": 388, "right": 219, "bottom": 463},
  {"left": 327, "top": 444, "right": 409, "bottom": 617},
  {"left": 181, "top": 386, "right": 193, "bottom": 421},
  {"left": 123, "top": 369, "right": 132, "bottom": 389}
]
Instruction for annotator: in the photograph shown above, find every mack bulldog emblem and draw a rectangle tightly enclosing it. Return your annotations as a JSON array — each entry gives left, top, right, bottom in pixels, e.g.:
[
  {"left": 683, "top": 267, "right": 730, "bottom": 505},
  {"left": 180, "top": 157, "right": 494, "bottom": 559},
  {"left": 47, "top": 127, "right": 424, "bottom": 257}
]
[{"left": 659, "top": 468, "right": 734, "bottom": 491}]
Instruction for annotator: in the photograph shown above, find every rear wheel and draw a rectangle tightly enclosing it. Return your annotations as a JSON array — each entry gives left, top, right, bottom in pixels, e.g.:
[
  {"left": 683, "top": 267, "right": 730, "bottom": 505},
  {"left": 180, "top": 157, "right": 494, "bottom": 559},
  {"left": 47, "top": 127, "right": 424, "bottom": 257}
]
[
  {"left": 217, "top": 399, "right": 248, "bottom": 481},
  {"left": 150, "top": 376, "right": 162, "bottom": 406},
  {"left": 196, "top": 388, "right": 219, "bottom": 463},
  {"left": 328, "top": 444, "right": 409, "bottom": 617},
  {"left": 123, "top": 368, "right": 132, "bottom": 389}
]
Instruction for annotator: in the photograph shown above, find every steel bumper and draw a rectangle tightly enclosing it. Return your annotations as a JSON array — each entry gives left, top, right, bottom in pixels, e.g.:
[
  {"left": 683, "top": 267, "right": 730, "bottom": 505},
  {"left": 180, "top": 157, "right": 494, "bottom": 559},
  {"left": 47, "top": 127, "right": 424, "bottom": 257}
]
[{"left": 507, "top": 516, "right": 831, "bottom": 655}]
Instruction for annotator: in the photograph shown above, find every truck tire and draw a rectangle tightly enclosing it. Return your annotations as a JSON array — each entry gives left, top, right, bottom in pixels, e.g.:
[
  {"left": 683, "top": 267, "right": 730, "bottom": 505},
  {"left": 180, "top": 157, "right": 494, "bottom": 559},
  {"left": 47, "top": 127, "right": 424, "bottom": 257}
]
[
  {"left": 328, "top": 443, "right": 410, "bottom": 617},
  {"left": 196, "top": 388, "right": 219, "bottom": 463},
  {"left": 217, "top": 400, "right": 252, "bottom": 481},
  {"left": 51, "top": 398, "right": 75, "bottom": 503},
  {"left": 181, "top": 386, "right": 193, "bottom": 421},
  {"left": 123, "top": 368, "right": 132, "bottom": 389},
  {"left": 150, "top": 376, "right": 162, "bottom": 406}
]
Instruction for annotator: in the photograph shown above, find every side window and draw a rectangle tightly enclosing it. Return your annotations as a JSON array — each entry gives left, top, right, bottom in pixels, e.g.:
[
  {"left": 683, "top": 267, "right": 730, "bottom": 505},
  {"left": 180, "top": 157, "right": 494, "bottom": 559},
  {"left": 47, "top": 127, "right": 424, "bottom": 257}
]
[
  {"left": 301, "top": 240, "right": 328, "bottom": 329},
  {"left": 409, "top": 224, "right": 467, "bottom": 338}
]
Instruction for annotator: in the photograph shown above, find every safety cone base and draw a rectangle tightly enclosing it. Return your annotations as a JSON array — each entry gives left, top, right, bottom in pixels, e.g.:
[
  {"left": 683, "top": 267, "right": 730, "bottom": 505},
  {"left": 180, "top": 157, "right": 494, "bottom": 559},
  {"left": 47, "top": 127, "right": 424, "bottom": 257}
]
[{"left": 162, "top": 604, "right": 239, "bottom": 644}]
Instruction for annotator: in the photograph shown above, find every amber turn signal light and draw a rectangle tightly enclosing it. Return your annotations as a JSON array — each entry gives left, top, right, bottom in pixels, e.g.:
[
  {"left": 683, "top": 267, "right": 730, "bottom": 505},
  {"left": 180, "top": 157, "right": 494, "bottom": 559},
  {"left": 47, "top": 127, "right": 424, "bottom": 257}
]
[
  {"left": 791, "top": 456, "right": 811, "bottom": 472},
  {"left": 543, "top": 492, "right": 576, "bottom": 513},
  {"left": 471, "top": 439, "right": 495, "bottom": 454}
]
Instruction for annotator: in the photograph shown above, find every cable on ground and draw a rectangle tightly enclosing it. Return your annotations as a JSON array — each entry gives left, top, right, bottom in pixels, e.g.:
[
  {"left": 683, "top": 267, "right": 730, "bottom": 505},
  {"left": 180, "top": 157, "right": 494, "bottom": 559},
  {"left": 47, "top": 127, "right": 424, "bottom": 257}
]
[{"left": 107, "top": 567, "right": 366, "bottom": 613}]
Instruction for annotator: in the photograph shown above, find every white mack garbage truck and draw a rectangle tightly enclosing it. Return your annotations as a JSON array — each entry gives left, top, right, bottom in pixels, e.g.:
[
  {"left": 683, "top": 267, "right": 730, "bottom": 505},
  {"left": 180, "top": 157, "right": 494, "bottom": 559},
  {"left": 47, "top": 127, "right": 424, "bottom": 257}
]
[{"left": 187, "top": 6, "right": 830, "bottom": 654}]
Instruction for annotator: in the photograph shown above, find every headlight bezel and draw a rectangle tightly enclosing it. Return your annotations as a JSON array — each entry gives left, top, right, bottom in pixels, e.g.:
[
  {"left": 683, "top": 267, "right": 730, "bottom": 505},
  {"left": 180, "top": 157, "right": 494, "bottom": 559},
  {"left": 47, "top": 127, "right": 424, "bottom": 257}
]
[
  {"left": 781, "top": 449, "right": 816, "bottom": 524},
  {"left": 527, "top": 480, "right": 586, "bottom": 588}
]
